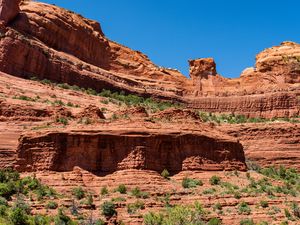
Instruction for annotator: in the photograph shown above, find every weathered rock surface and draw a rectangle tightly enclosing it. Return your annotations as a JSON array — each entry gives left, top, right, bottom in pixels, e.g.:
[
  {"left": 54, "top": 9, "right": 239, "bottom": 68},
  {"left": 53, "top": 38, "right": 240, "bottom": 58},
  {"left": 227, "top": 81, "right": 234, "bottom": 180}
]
[
  {"left": 15, "top": 128, "right": 246, "bottom": 173},
  {"left": 222, "top": 123, "right": 300, "bottom": 171},
  {"left": 0, "top": 1, "right": 298, "bottom": 118},
  {"left": 0, "top": 0, "right": 20, "bottom": 26},
  {"left": 189, "top": 91, "right": 300, "bottom": 119}
]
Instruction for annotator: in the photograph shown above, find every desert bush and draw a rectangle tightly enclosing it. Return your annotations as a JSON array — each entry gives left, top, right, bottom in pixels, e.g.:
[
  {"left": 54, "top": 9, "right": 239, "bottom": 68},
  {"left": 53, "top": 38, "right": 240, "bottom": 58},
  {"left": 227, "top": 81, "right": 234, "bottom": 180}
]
[
  {"left": 72, "top": 186, "right": 85, "bottom": 200},
  {"left": 130, "top": 187, "right": 149, "bottom": 199},
  {"left": 209, "top": 175, "right": 221, "bottom": 185},
  {"left": 56, "top": 117, "right": 68, "bottom": 125},
  {"left": 101, "top": 201, "right": 116, "bottom": 218},
  {"left": 161, "top": 169, "right": 170, "bottom": 179},
  {"left": 203, "top": 188, "right": 216, "bottom": 195},
  {"left": 240, "top": 218, "right": 255, "bottom": 225},
  {"left": 208, "top": 218, "right": 222, "bottom": 225},
  {"left": 116, "top": 184, "right": 127, "bottom": 194},
  {"left": 10, "top": 207, "right": 29, "bottom": 225},
  {"left": 238, "top": 201, "right": 251, "bottom": 215},
  {"left": 213, "top": 203, "right": 222, "bottom": 211},
  {"left": 46, "top": 201, "right": 58, "bottom": 209},
  {"left": 54, "top": 208, "right": 74, "bottom": 225},
  {"left": 127, "top": 200, "right": 145, "bottom": 214},
  {"left": 144, "top": 212, "right": 164, "bottom": 225},
  {"left": 260, "top": 200, "right": 269, "bottom": 208},
  {"left": 100, "top": 186, "right": 109, "bottom": 196},
  {"left": 182, "top": 177, "right": 203, "bottom": 188}
]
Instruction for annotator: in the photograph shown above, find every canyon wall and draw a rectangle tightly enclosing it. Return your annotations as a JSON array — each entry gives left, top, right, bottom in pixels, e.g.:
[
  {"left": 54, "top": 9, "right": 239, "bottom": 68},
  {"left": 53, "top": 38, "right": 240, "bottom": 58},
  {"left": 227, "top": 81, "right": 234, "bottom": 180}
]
[
  {"left": 15, "top": 130, "right": 246, "bottom": 173},
  {"left": 0, "top": 0, "right": 298, "bottom": 118},
  {"left": 223, "top": 123, "right": 300, "bottom": 171}
]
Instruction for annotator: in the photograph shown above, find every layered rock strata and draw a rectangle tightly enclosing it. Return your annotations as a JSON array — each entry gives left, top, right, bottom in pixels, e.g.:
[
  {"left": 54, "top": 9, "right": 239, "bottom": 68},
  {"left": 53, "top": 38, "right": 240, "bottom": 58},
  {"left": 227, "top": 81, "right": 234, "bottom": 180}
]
[{"left": 15, "top": 129, "right": 246, "bottom": 173}]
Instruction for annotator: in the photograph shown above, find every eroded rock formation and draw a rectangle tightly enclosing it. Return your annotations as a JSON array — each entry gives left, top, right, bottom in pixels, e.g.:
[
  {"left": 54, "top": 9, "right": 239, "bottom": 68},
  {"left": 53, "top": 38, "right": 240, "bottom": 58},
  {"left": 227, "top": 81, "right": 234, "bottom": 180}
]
[
  {"left": 0, "top": 0, "right": 20, "bottom": 26},
  {"left": 15, "top": 129, "right": 246, "bottom": 172},
  {"left": 0, "top": 0, "right": 297, "bottom": 119}
]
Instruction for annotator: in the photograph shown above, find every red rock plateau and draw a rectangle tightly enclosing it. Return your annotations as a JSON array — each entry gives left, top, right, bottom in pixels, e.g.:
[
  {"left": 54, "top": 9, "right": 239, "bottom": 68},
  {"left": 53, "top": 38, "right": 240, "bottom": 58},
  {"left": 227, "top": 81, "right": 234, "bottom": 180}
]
[{"left": 0, "top": 0, "right": 299, "bottom": 224}]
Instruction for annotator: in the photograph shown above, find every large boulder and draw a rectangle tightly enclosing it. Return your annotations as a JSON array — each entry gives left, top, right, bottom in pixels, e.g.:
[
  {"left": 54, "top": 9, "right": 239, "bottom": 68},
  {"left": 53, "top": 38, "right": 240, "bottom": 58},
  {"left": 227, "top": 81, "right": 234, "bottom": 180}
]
[{"left": 0, "top": 0, "right": 20, "bottom": 26}]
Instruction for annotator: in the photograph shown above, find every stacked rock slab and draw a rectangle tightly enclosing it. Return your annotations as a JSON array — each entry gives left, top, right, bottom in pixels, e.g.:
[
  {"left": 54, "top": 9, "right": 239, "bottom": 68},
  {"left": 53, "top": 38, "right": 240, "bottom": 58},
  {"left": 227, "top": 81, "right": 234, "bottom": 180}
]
[{"left": 15, "top": 129, "right": 246, "bottom": 173}]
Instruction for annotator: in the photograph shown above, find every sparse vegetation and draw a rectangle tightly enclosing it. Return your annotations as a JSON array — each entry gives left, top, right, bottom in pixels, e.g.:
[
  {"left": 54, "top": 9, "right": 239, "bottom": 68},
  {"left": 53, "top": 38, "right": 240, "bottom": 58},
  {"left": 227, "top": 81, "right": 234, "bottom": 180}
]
[
  {"left": 100, "top": 186, "right": 109, "bottom": 196},
  {"left": 161, "top": 169, "right": 170, "bottom": 179},
  {"left": 182, "top": 177, "right": 203, "bottom": 188},
  {"left": 238, "top": 201, "right": 251, "bottom": 215},
  {"left": 116, "top": 184, "right": 127, "bottom": 194},
  {"left": 209, "top": 175, "right": 221, "bottom": 185},
  {"left": 127, "top": 200, "right": 145, "bottom": 214},
  {"left": 56, "top": 117, "right": 69, "bottom": 125},
  {"left": 130, "top": 187, "right": 149, "bottom": 199},
  {"left": 101, "top": 201, "right": 116, "bottom": 218},
  {"left": 260, "top": 200, "right": 269, "bottom": 208},
  {"left": 46, "top": 201, "right": 58, "bottom": 209},
  {"left": 144, "top": 202, "right": 209, "bottom": 225},
  {"left": 198, "top": 111, "right": 299, "bottom": 124},
  {"left": 72, "top": 186, "right": 85, "bottom": 200}
]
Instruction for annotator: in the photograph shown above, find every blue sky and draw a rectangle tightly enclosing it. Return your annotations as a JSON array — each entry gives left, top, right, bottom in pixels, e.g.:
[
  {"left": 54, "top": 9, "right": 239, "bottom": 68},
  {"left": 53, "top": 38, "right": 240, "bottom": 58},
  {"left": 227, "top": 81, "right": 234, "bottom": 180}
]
[{"left": 40, "top": 0, "right": 300, "bottom": 78}]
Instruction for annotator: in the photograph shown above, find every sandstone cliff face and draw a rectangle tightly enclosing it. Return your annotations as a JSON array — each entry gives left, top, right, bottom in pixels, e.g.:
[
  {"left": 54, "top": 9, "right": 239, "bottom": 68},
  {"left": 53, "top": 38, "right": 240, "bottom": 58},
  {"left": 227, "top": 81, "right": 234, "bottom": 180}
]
[
  {"left": 0, "top": 0, "right": 20, "bottom": 26},
  {"left": 189, "top": 91, "right": 299, "bottom": 119},
  {"left": 0, "top": 1, "right": 188, "bottom": 101},
  {"left": 0, "top": 0, "right": 298, "bottom": 119},
  {"left": 16, "top": 129, "right": 246, "bottom": 173},
  {"left": 222, "top": 123, "right": 300, "bottom": 171}
]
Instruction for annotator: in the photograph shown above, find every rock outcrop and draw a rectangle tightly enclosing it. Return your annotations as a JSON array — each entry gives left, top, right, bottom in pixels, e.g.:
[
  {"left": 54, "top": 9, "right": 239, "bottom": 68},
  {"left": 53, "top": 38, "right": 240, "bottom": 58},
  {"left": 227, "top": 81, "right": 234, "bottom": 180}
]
[
  {"left": 0, "top": 0, "right": 20, "bottom": 26},
  {"left": 15, "top": 129, "right": 246, "bottom": 173},
  {"left": 0, "top": 0, "right": 298, "bottom": 119},
  {"left": 222, "top": 123, "right": 300, "bottom": 171},
  {"left": 0, "top": 1, "right": 189, "bottom": 101}
]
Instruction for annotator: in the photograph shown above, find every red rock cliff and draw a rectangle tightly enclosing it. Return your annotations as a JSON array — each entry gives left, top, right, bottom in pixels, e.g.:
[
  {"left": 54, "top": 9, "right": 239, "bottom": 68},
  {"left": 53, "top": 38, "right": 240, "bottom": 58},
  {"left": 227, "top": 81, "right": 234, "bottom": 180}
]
[{"left": 15, "top": 129, "right": 246, "bottom": 173}]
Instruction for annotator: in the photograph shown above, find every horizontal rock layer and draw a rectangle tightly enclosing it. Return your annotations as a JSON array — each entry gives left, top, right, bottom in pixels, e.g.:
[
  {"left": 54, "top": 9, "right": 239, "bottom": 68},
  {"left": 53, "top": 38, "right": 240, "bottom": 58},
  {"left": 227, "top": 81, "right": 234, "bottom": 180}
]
[
  {"left": 0, "top": 1, "right": 298, "bottom": 119},
  {"left": 223, "top": 123, "right": 300, "bottom": 171},
  {"left": 189, "top": 91, "right": 300, "bottom": 119},
  {"left": 15, "top": 130, "right": 246, "bottom": 172}
]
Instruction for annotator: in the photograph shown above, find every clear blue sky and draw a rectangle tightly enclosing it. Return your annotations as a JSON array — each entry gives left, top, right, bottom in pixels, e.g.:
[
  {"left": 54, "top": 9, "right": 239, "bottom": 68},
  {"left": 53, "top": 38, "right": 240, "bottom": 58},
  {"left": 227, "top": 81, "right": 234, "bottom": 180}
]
[{"left": 40, "top": 0, "right": 300, "bottom": 78}]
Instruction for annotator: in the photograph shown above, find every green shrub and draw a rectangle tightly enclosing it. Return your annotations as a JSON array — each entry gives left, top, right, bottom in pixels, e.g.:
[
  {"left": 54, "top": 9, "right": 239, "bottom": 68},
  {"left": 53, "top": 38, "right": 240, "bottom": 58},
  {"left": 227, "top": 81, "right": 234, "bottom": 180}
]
[
  {"left": 10, "top": 207, "right": 29, "bottom": 225},
  {"left": 100, "top": 186, "right": 109, "bottom": 196},
  {"left": 284, "top": 208, "right": 292, "bottom": 220},
  {"left": 101, "top": 201, "right": 116, "bottom": 218},
  {"left": 130, "top": 187, "right": 149, "bottom": 199},
  {"left": 203, "top": 188, "right": 216, "bottom": 195},
  {"left": 208, "top": 218, "right": 222, "bottom": 225},
  {"left": 0, "top": 197, "right": 8, "bottom": 206},
  {"left": 240, "top": 218, "right": 255, "bottom": 225},
  {"left": 54, "top": 208, "right": 73, "bottom": 225},
  {"left": 161, "top": 169, "right": 170, "bottom": 179},
  {"left": 116, "top": 184, "right": 127, "bottom": 194},
  {"left": 238, "top": 201, "right": 251, "bottom": 215},
  {"left": 213, "top": 203, "right": 222, "bottom": 211},
  {"left": 182, "top": 177, "right": 203, "bottom": 188},
  {"left": 127, "top": 200, "right": 145, "bottom": 214},
  {"left": 111, "top": 197, "right": 126, "bottom": 203},
  {"left": 209, "top": 175, "right": 221, "bottom": 185},
  {"left": 260, "top": 200, "right": 269, "bottom": 208},
  {"left": 72, "top": 186, "right": 85, "bottom": 200},
  {"left": 234, "top": 192, "right": 242, "bottom": 199},
  {"left": 0, "top": 182, "right": 15, "bottom": 199},
  {"left": 86, "top": 194, "right": 94, "bottom": 207},
  {"left": 56, "top": 117, "right": 68, "bottom": 125},
  {"left": 0, "top": 205, "right": 7, "bottom": 217},
  {"left": 46, "top": 201, "right": 58, "bottom": 209},
  {"left": 144, "top": 212, "right": 164, "bottom": 225}
]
